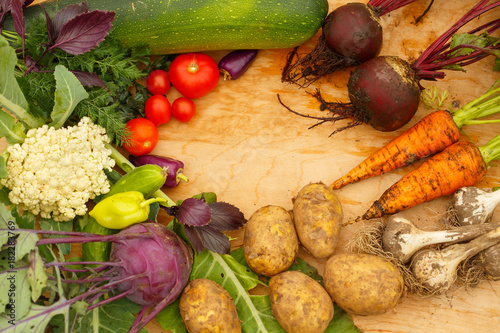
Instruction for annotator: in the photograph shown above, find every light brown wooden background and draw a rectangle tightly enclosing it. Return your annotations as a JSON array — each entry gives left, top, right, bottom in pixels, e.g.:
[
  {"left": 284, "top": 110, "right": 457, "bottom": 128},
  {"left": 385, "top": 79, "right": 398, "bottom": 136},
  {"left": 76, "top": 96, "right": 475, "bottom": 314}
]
[{"left": 10, "top": 0, "right": 500, "bottom": 332}]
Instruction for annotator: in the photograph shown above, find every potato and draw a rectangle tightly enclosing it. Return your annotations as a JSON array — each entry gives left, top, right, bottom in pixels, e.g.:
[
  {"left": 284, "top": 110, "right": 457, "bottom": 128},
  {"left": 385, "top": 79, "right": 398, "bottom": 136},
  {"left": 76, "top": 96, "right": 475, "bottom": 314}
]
[
  {"left": 179, "top": 278, "right": 241, "bottom": 333},
  {"left": 243, "top": 205, "right": 299, "bottom": 276},
  {"left": 323, "top": 252, "right": 404, "bottom": 316},
  {"left": 292, "top": 182, "right": 342, "bottom": 258},
  {"left": 269, "top": 270, "right": 334, "bottom": 333}
]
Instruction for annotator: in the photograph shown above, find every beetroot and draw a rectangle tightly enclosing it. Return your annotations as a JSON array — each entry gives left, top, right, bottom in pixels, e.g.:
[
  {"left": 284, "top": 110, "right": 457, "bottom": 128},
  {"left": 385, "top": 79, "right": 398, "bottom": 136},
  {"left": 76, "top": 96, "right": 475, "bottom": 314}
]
[
  {"left": 323, "top": 3, "right": 383, "bottom": 63},
  {"left": 282, "top": 0, "right": 422, "bottom": 87},
  {"left": 282, "top": 0, "right": 500, "bottom": 133},
  {"left": 347, "top": 56, "right": 420, "bottom": 131}
]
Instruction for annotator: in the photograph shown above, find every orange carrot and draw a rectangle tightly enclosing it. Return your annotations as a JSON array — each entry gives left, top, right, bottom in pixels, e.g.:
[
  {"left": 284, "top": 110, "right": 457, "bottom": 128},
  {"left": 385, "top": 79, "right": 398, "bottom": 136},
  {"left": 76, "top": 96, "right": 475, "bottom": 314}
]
[
  {"left": 331, "top": 110, "right": 459, "bottom": 189},
  {"left": 331, "top": 82, "right": 500, "bottom": 190},
  {"left": 345, "top": 133, "right": 500, "bottom": 225}
]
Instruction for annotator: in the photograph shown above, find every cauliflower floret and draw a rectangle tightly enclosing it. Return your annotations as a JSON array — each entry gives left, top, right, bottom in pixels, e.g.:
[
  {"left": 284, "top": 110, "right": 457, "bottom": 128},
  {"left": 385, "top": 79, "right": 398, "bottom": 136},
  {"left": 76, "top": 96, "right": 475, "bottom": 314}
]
[{"left": 1, "top": 117, "right": 115, "bottom": 222}]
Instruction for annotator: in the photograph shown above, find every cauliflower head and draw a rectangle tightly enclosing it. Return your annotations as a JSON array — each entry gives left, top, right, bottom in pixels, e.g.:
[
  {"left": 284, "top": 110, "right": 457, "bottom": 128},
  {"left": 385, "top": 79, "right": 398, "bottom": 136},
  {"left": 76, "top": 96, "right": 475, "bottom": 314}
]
[{"left": 1, "top": 117, "right": 116, "bottom": 222}]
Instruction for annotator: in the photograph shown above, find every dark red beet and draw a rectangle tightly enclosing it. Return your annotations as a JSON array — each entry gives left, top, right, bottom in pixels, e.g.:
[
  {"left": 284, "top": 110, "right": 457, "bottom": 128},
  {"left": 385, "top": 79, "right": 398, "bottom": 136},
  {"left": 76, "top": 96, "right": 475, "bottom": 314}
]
[
  {"left": 323, "top": 3, "right": 382, "bottom": 63},
  {"left": 280, "top": 0, "right": 500, "bottom": 134},
  {"left": 281, "top": 0, "right": 422, "bottom": 87},
  {"left": 347, "top": 56, "right": 420, "bottom": 131}
]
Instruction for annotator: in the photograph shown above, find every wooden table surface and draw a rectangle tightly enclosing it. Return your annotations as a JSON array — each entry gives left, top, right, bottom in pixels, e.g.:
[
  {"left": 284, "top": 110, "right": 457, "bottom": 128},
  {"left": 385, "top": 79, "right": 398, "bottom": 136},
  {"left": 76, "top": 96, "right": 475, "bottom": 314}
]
[{"left": 10, "top": 0, "right": 500, "bottom": 332}]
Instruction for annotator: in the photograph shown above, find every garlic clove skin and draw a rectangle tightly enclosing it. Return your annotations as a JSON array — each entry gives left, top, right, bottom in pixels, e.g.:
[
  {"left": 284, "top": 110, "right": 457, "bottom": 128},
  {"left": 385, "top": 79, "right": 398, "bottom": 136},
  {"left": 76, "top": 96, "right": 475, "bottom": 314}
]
[
  {"left": 382, "top": 215, "right": 498, "bottom": 264},
  {"left": 452, "top": 187, "right": 500, "bottom": 226},
  {"left": 411, "top": 226, "right": 500, "bottom": 294},
  {"left": 478, "top": 243, "right": 500, "bottom": 280},
  {"left": 411, "top": 246, "right": 467, "bottom": 293}
]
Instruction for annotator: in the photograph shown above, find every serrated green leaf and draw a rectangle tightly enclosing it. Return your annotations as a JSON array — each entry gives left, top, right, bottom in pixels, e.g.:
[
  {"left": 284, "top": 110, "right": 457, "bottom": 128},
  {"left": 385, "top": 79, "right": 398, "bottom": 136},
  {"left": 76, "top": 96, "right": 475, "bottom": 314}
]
[
  {"left": 12, "top": 232, "right": 39, "bottom": 263},
  {"left": 0, "top": 110, "right": 26, "bottom": 145},
  {"left": 0, "top": 267, "right": 32, "bottom": 323},
  {"left": 449, "top": 32, "right": 499, "bottom": 58},
  {"left": 49, "top": 65, "right": 89, "bottom": 129},
  {"left": 39, "top": 218, "right": 73, "bottom": 255},
  {"left": 0, "top": 297, "right": 70, "bottom": 332},
  {"left": 0, "top": 36, "right": 44, "bottom": 130},
  {"left": 26, "top": 249, "right": 47, "bottom": 302},
  {"left": 51, "top": 297, "right": 147, "bottom": 333}
]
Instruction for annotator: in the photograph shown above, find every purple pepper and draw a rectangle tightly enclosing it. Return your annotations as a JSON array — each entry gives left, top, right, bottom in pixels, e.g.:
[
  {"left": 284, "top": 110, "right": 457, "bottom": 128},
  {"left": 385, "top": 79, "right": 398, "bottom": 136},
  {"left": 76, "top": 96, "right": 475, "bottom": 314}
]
[
  {"left": 129, "top": 154, "right": 188, "bottom": 188},
  {"left": 218, "top": 49, "right": 259, "bottom": 80}
]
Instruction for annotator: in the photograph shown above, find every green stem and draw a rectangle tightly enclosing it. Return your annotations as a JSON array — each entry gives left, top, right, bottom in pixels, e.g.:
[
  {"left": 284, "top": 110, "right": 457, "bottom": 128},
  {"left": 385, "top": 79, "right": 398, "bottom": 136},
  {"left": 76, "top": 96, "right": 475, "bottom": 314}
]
[
  {"left": 139, "top": 197, "right": 167, "bottom": 208},
  {"left": 105, "top": 143, "right": 176, "bottom": 207},
  {"left": 479, "top": 133, "right": 500, "bottom": 165},
  {"left": 453, "top": 79, "right": 500, "bottom": 128}
]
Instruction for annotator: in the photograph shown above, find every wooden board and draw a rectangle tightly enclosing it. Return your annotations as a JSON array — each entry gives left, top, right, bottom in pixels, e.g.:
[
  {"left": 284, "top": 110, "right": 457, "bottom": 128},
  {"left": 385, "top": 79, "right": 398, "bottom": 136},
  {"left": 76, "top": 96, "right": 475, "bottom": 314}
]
[{"left": 6, "top": 0, "right": 500, "bottom": 332}]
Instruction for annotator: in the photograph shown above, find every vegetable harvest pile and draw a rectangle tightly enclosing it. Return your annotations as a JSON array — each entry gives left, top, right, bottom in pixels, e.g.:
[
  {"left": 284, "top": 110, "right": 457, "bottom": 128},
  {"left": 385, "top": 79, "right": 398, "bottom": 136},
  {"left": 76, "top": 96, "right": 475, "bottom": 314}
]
[{"left": 1, "top": 1, "right": 500, "bottom": 333}]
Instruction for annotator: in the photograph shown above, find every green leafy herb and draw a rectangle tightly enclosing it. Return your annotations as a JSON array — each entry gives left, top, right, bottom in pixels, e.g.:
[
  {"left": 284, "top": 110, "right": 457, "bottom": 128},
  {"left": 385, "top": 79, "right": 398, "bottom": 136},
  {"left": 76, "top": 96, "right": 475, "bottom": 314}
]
[
  {"left": 50, "top": 65, "right": 89, "bottom": 129},
  {"left": 421, "top": 86, "right": 449, "bottom": 110}
]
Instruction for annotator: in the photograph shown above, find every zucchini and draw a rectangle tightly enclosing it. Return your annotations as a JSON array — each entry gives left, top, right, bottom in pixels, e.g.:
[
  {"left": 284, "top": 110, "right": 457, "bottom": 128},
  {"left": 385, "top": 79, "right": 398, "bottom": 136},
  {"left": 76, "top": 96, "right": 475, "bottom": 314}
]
[
  {"left": 19, "top": 0, "right": 329, "bottom": 55},
  {"left": 103, "top": 164, "right": 167, "bottom": 200}
]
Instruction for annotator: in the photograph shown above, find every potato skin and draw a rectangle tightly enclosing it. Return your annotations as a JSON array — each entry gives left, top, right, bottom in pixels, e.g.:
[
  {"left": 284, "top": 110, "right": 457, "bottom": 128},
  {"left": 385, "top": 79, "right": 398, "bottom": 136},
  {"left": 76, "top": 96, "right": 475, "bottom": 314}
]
[
  {"left": 292, "top": 182, "right": 343, "bottom": 258},
  {"left": 179, "top": 278, "right": 241, "bottom": 333},
  {"left": 269, "top": 270, "right": 334, "bottom": 333},
  {"left": 323, "top": 252, "right": 404, "bottom": 316},
  {"left": 243, "top": 205, "right": 299, "bottom": 276}
]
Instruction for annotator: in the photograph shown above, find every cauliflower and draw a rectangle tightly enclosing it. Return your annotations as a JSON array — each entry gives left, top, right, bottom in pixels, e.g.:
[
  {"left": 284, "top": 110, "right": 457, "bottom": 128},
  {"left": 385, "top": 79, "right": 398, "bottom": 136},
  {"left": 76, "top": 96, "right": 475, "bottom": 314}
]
[{"left": 1, "top": 117, "right": 115, "bottom": 222}]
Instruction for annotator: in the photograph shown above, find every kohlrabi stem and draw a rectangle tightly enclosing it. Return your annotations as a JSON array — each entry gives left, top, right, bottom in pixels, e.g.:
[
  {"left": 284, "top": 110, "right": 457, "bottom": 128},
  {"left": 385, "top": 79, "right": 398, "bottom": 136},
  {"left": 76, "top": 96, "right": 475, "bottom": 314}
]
[
  {"left": 105, "top": 142, "right": 176, "bottom": 207},
  {"left": 45, "top": 261, "right": 120, "bottom": 268},
  {"left": 86, "top": 289, "right": 133, "bottom": 311}
]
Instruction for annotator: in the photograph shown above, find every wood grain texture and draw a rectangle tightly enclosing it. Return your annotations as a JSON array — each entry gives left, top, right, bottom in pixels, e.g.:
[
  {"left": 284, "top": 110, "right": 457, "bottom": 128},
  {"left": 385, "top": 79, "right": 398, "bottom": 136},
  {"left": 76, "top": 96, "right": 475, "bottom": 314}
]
[{"left": 9, "top": 0, "right": 500, "bottom": 332}]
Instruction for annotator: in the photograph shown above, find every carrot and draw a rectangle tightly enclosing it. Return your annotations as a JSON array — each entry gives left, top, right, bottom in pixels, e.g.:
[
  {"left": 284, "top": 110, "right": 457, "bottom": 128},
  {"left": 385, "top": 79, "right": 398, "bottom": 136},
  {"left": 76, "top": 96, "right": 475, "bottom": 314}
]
[
  {"left": 331, "top": 80, "right": 500, "bottom": 190},
  {"left": 345, "top": 132, "right": 500, "bottom": 226}
]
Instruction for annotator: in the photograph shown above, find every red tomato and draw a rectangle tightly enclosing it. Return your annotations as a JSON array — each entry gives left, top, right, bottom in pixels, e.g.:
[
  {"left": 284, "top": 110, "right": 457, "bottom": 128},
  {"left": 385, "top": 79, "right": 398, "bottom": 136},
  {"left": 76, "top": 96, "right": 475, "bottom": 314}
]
[
  {"left": 145, "top": 95, "right": 172, "bottom": 126},
  {"left": 146, "top": 69, "right": 170, "bottom": 95},
  {"left": 172, "top": 97, "right": 196, "bottom": 123},
  {"left": 123, "top": 118, "right": 159, "bottom": 156},
  {"left": 168, "top": 53, "right": 219, "bottom": 99}
]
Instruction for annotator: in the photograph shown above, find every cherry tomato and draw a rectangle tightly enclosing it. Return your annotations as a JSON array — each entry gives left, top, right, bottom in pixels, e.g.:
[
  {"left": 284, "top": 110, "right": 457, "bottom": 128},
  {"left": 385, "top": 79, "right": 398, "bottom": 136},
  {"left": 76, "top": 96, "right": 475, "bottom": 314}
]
[
  {"left": 145, "top": 95, "right": 172, "bottom": 126},
  {"left": 123, "top": 118, "right": 159, "bottom": 156},
  {"left": 168, "top": 53, "right": 219, "bottom": 99},
  {"left": 172, "top": 97, "right": 196, "bottom": 123},
  {"left": 146, "top": 69, "right": 170, "bottom": 95}
]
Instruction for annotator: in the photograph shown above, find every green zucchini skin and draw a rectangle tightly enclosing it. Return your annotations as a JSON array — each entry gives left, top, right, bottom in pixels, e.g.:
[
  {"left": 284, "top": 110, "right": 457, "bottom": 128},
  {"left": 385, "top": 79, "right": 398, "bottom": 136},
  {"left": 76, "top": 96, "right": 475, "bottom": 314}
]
[{"left": 19, "top": 0, "right": 328, "bottom": 55}]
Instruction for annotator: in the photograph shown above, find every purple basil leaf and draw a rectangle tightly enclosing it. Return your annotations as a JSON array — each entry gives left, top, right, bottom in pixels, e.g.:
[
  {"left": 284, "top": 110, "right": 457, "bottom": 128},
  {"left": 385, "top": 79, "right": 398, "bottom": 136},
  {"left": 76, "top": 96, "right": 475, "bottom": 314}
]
[
  {"left": 22, "top": 0, "right": 34, "bottom": 7},
  {"left": 184, "top": 225, "right": 231, "bottom": 254},
  {"left": 208, "top": 201, "right": 246, "bottom": 231},
  {"left": 71, "top": 70, "right": 108, "bottom": 89},
  {"left": 178, "top": 198, "right": 211, "bottom": 227},
  {"left": 10, "top": 0, "right": 24, "bottom": 41},
  {"left": 24, "top": 55, "right": 38, "bottom": 70},
  {"left": 183, "top": 226, "right": 205, "bottom": 254},
  {"left": 0, "top": 2, "right": 9, "bottom": 31},
  {"left": 50, "top": 10, "right": 115, "bottom": 55},
  {"left": 42, "top": 6, "right": 56, "bottom": 44},
  {"left": 51, "top": 2, "right": 89, "bottom": 39}
]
